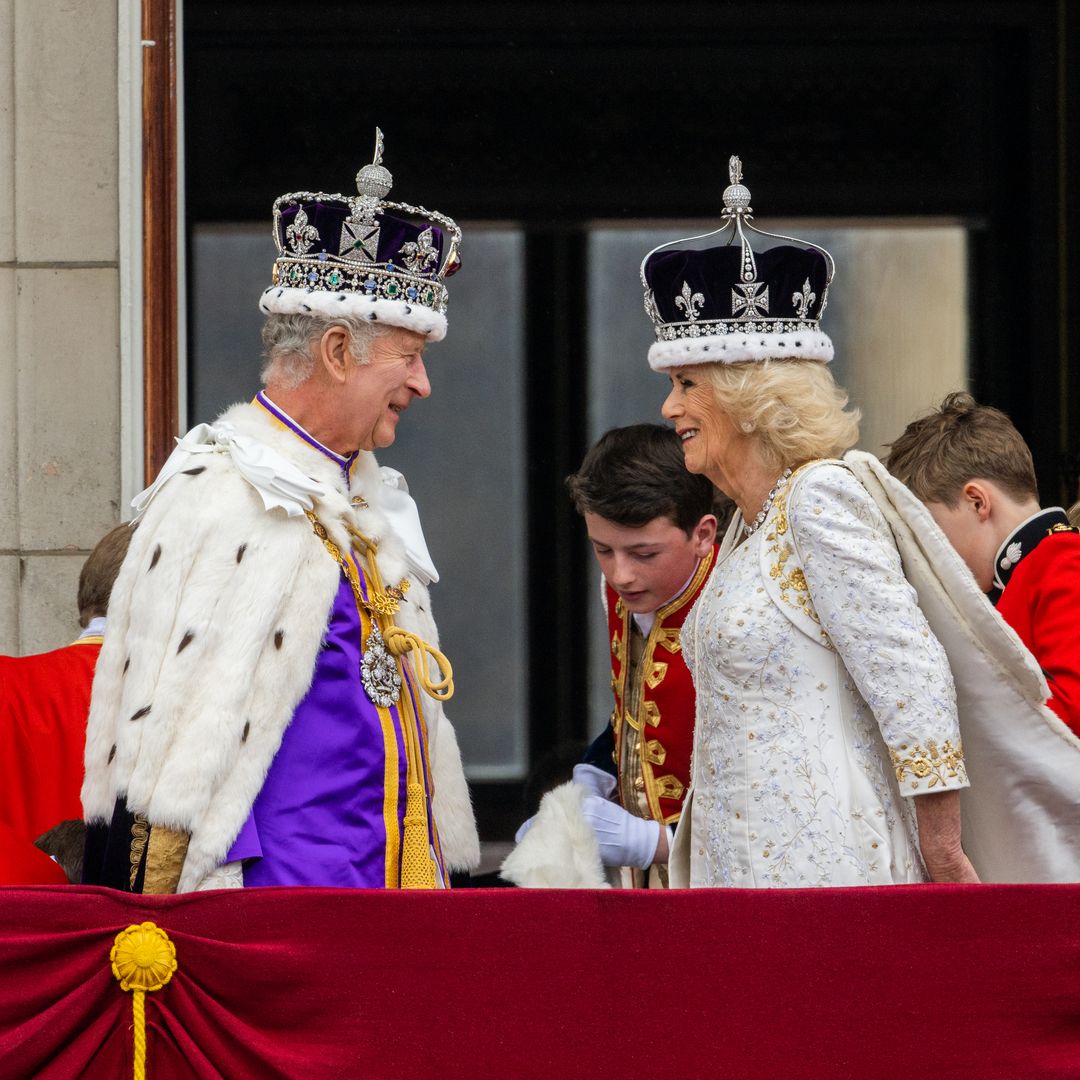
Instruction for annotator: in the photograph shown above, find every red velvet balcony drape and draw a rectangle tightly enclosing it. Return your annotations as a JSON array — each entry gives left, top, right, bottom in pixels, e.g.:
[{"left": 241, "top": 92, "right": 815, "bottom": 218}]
[{"left": 1, "top": 884, "right": 1078, "bottom": 1079}]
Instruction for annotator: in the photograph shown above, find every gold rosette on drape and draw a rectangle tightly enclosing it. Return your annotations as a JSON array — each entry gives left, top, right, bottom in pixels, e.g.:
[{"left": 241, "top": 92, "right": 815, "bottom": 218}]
[{"left": 110, "top": 922, "right": 177, "bottom": 1079}]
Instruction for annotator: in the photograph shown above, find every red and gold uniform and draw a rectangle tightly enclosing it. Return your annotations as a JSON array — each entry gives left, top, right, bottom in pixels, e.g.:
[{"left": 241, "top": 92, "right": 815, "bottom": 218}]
[
  {"left": 604, "top": 546, "right": 716, "bottom": 883},
  {"left": 993, "top": 509, "right": 1080, "bottom": 737}
]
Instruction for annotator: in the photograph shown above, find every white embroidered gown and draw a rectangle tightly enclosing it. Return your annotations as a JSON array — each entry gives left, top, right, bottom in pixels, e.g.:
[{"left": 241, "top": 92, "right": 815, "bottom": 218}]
[{"left": 683, "top": 461, "right": 969, "bottom": 887}]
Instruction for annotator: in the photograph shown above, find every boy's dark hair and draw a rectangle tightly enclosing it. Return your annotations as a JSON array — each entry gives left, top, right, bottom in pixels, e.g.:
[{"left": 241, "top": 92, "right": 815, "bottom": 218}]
[
  {"left": 566, "top": 424, "right": 715, "bottom": 534},
  {"left": 78, "top": 523, "right": 135, "bottom": 627},
  {"left": 885, "top": 392, "right": 1038, "bottom": 506}
]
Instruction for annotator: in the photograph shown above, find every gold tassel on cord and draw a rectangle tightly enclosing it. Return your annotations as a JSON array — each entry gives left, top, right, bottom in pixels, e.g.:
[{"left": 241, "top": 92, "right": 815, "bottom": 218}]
[{"left": 400, "top": 782, "right": 438, "bottom": 888}]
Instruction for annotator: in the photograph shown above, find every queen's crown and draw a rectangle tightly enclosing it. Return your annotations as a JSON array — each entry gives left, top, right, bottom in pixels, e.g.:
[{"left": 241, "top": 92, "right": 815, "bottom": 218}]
[{"left": 640, "top": 156, "right": 834, "bottom": 371}]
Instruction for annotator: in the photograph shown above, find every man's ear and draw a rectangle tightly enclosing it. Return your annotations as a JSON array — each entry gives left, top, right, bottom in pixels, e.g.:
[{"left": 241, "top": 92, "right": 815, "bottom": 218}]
[
  {"left": 961, "top": 480, "right": 994, "bottom": 523},
  {"left": 318, "top": 325, "right": 353, "bottom": 384},
  {"left": 692, "top": 514, "right": 718, "bottom": 555}
]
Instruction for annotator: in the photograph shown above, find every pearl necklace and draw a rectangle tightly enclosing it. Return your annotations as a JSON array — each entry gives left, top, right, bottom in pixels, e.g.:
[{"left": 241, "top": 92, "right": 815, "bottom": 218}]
[{"left": 741, "top": 467, "right": 793, "bottom": 538}]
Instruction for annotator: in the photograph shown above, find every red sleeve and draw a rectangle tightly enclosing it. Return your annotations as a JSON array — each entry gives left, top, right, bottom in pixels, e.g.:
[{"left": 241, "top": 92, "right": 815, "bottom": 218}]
[
  {"left": 998, "top": 535, "right": 1080, "bottom": 737},
  {"left": 0, "top": 645, "right": 97, "bottom": 841},
  {"left": 0, "top": 821, "right": 68, "bottom": 884}
]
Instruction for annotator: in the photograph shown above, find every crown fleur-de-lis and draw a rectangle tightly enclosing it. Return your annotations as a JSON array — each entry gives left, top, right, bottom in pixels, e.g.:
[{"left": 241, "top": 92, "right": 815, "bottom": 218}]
[
  {"left": 792, "top": 278, "right": 816, "bottom": 318},
  {"left": 285, "top": 206, "right": 320, "bottom": 255},
  {"left": 399, "top": 227, "right": 439, "bottom": 273},
  {"left": 674, "top": 281, "right": 705, "bottom": 322}
]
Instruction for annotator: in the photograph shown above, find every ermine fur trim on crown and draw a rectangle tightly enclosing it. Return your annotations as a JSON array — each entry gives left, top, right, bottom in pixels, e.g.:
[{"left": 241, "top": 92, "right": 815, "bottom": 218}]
[
  {"left": 648, "top": 329, "right": 834, "bottom": 370},
  {"left": 259, "top": 287, "right": 447, "bottom": 341}
]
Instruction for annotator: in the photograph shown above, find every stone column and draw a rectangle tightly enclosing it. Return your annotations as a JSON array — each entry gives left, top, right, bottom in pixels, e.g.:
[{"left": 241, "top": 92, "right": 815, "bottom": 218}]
[{"left": 0, "top": 0, "right": 121, "bottom": 654}]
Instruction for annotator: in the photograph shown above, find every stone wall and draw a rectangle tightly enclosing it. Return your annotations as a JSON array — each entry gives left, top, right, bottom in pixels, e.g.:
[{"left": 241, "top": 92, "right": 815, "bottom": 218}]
[{"left": 0, "top": 0, "right": 121, "bottom": 654}]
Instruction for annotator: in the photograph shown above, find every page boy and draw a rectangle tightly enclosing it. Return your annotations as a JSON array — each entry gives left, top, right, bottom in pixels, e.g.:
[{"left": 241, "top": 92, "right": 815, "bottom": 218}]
[
  {"left": 563, "top": 423, "right": 721, "bottom": 886},
  {"left": 886, "top": 391, "right": 1080, "bottom": 737}
]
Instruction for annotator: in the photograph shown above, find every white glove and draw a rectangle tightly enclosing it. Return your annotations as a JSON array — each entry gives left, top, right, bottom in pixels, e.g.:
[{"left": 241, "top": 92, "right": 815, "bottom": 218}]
[
  {"left": 580, "top": 795, "right": 661, "bottom": 869},
  {"left": 571, "top": 763, "right": 618, "bottom": 800},
  {"left": 515, "top": 764, "right": 619, "bottom": 843}
]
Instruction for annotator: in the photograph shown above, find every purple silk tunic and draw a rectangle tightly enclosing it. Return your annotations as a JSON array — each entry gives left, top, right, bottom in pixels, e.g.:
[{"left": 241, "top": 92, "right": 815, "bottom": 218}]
[
  {"left": 225, "top": 392, "right": 410, "bottom": 887},
  {"left": 228, "top": 568, "right": 408, "bottom": 887}
]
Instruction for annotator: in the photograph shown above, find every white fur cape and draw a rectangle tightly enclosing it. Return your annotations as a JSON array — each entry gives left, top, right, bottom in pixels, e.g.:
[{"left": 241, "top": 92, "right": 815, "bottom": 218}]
[
  {"left": 668, "top": 451, "right": 1080, "bottom": 887},
  {"left": 82, "top": 401, "right": 479, "bottom": 891}
]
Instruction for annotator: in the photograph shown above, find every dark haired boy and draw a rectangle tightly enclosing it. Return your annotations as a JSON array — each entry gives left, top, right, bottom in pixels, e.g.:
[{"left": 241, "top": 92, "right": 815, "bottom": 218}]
[
  {"left": 887, "top": 392, "right": 1080, "bottom": 736},
  {"left": 563, "top": 424, "right": 720, "bottom": 887}
]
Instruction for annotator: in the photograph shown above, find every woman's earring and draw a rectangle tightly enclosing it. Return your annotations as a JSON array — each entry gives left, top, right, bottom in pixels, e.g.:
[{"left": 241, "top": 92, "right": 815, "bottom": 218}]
[{"left": 740, "top": 420, "right": 753, "bottom": 433}]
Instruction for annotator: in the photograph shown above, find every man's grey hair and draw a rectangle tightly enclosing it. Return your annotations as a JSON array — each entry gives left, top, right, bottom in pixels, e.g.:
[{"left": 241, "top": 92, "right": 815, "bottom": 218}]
[{"left": 260, "top": 313, "right": 391, "bottom": 389}]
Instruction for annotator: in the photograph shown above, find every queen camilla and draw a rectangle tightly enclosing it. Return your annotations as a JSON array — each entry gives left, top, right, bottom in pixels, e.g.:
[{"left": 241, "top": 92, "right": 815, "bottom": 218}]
[{"left": 642, "top": 159, "right": 978, "bottom": 888}]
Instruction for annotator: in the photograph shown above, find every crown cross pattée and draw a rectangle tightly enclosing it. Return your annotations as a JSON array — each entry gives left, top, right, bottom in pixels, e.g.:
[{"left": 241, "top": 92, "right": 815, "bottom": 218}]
[
  {"left": 732, "top": 281, "right": 769, "bottom": 320},
  {"left": 675, "top": 281, "right": 706, "bottom": 322},
  {"left": 285, "top": 206, "right": 320, "bottom": 255},
  {"left": 339, "top": 219, "right": 381, "bottom": 262}
]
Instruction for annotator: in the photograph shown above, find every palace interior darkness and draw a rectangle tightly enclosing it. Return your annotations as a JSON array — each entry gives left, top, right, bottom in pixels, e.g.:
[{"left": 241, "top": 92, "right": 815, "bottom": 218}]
[{"left": 184, "top": 1, "right": 1078, "bottom": 840}]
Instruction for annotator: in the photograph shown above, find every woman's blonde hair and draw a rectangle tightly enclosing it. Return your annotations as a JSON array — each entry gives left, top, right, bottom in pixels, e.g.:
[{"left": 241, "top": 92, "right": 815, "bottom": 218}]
[{"left": 706, "top": 359, "right": 860, "bottom": 471}]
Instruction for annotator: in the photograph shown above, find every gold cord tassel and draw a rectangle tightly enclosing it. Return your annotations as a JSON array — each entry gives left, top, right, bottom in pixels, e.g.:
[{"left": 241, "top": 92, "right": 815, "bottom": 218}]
[
  {"left": 110, "top": 922, "right": 177, "bottom": 1080},
  {"left": 400, "top": 782, "right": 438, "bottom": 888}
]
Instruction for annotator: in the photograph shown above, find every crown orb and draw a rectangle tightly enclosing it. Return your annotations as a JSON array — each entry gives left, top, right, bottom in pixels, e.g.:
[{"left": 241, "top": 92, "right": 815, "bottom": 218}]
[
  {"left": 356, "top": 163, "right": 393, "bottom": 200},
  {"left": 723, "top": 182, "right": 752, "bottom": 210}
]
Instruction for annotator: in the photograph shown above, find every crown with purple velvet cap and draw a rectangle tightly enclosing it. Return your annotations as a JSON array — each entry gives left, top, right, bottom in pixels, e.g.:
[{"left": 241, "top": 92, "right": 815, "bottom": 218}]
[
  {"left": 640, "top": 156, "right": 834, "bottom": 371},
  {"left": 259, "top": 129, "right": 462, "bottom": 341}
]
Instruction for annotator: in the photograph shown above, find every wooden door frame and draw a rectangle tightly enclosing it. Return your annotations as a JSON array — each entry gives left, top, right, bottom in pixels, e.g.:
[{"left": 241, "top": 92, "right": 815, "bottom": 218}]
[{"left": 141, "top": 0, "right": 181, "bottom": 481}]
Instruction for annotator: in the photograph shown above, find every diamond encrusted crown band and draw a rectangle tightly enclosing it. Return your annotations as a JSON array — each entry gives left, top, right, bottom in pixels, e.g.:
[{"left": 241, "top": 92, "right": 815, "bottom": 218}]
[{"left": 270, "top": 254, "right": 448, "bottom": 315}]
